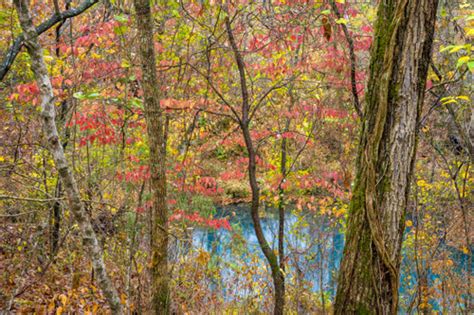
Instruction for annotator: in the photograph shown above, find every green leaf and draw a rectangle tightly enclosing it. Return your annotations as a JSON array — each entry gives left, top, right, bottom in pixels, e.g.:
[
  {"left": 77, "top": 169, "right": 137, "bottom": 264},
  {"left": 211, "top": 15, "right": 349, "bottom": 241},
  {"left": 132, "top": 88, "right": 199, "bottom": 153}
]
[
  {"left": 74, "top": 91, "right": 100, "bottom": 100},
  {"left": 114, "top": 14, "right": 128, "bottom": 23},
  {"left": 130, "top": 97, "right": 143, "bottom": 109},
  {"left": 114, "top": 25, "right": 128, "bottom": 35},
  {"left": 440, "top": 7, "right": 447, "bottom": 17},
  {"left": 456, "top": 56, "right": 470, "bottom": 68},
  {"left": 86, "top": 92, "right": 100, "bottom": 99},
  {"left": 468, "top": 60, "right": 474, "bottom": 72},
  {"left": 73, "top": 92, "right": 85, "bottom": 100}
]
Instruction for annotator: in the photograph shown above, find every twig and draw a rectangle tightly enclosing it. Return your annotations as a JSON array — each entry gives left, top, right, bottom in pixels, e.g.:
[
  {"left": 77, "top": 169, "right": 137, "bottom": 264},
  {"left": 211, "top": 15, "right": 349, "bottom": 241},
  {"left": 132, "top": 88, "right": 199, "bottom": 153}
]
[
  {"left": 0, "top": 0, "right": 99, "bottom": 81},
  {"left": 329, "top": 0, "right": 363, "bottom": 118},
  {"left": 0, "top": 195, "right": 64, "bottom": 202}
]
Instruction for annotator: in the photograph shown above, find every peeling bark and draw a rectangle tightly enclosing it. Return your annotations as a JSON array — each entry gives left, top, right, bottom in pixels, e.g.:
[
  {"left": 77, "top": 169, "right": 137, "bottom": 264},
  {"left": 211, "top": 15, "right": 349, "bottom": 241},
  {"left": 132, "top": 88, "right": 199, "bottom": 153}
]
[
  {"left": 13, "top": 0, "right": 123, "bottom": 313},
  {"left": 334, "top": 0, "right": 439, "bottom": 314}
]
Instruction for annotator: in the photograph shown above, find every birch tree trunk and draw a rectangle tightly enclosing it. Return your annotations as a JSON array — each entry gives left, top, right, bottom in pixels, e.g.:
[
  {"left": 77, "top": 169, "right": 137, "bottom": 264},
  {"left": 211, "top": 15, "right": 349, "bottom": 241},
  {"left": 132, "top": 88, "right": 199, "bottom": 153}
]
[
  {"left": 334, "top": 0, "right": 439, "bottom": 314},
  {"left": 13, "top": 0, "right": 123, "bottom": 313},
  {"left": 132, "top": 0, "right": 170, "bottom": 313}
]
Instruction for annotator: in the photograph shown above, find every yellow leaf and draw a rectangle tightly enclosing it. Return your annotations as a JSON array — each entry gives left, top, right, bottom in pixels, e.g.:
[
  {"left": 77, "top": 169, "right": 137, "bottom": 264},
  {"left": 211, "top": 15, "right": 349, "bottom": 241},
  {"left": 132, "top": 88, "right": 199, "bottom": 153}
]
[
  {"left": 405, "top": 220, "right": 413, "bottom": 227},
  {"left": 456, "top": 95, "right": 470, "bottom": 101},
  {"left": 59, "top": 293, "right": 67, "bottom": 306},
  {"left": 92, "top": 303, "right": 99, "bottom": 314},
  {"left": 121, "top": 59, "right": 130, "bottom": 68},
  {"left": 196, "top": 250, "right": 210, "bottom": 265},
  {"left": 449, "top": 45, "right": 465, "bottom": 53},
  {"left": 336, "top": 18, "right": 348, "bottom": 24},
  {"left": 44, "top": 55, "right": 54, "bottom": 63},
  {"left": 457, "top": 55, "right": 470, "bottom": 67},
  {"left": 417, "top": 180, "right": 429, "bottom": 188},
  {"left": 48, "top": 300, "right": 55, "bottom": 312},
  {"left": 442, "top": 99, "right": 458, "bottom": 105},
  {"left": 56, "top": 306, "right": 63, "bottom": 315}
]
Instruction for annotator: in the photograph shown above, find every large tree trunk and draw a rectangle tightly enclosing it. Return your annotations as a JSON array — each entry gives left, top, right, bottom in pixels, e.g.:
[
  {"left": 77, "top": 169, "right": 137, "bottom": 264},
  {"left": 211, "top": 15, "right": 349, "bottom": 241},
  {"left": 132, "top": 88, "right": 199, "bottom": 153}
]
[
  {"left": 132, "top": 0, "right": 170, "bottom": 313},
  {"left": 334, "top": 0, "right": 438, "bottom": 314},
  {"left": 13, "top": 0, "right": 123, "bottom": 313}
]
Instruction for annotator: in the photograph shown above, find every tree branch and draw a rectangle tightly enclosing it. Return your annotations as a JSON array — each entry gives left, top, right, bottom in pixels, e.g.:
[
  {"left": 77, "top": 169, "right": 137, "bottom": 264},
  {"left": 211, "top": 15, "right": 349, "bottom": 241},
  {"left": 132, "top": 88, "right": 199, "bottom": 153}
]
[
  {"left": 329, "top": 0, "right": 363, "bottom": 118},
  {"left": 0, "top": 194, "right": 63, "bottom": 202},
  {"left": 186, "top": 61, "right": 241, "bottom": 123},
  {"left": 0, "top": 0, "right": 99, "bottom": 81},
  {"left": 249, "top": 76, "right": 296, "bottom": 122}
]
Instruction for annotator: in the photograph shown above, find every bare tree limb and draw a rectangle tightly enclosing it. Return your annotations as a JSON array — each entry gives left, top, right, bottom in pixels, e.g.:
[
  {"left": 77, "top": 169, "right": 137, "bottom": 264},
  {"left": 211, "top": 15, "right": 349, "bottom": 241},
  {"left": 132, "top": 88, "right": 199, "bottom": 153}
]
[
  {"left": 0, "top": 0, "right": 99, "bottom": 81},
  {"left": 0, "top": 194, "right": 63, "bottom": 202},
  {"left": 329, "top": 0, "right": 363, "bottom": 118},
  {"left": 249, "top": 76, "right": 297, "bottom": 122},
  {"left": 186, "top": 62, "right": 241, "bottom": 123},
  {"left": 13, "top": 0, "right": 123, "bottom": 312}
]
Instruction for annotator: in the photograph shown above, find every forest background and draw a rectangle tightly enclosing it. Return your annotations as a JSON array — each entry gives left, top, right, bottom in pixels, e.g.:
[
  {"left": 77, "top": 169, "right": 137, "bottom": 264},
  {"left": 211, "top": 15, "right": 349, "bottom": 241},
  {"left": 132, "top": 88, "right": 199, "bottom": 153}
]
[{"left": 0, "top": 0, "right": 472, "bottom": 313}]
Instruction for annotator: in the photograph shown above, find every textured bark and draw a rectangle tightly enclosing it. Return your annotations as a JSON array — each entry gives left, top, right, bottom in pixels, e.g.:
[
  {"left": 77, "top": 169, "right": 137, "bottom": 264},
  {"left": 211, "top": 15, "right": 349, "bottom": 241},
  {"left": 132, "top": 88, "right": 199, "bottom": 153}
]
[
  {"left": 132, "top": 0, "right": 169, "bottom": 313},
  {"left": 334, "top": 0, "right": 438, "bottom": 314},
  {"left": 224, "top": 15, "right": 285, "bottom": 315},
  {"left": 13, "top": 0, "right": 123, "bottom": 313}
]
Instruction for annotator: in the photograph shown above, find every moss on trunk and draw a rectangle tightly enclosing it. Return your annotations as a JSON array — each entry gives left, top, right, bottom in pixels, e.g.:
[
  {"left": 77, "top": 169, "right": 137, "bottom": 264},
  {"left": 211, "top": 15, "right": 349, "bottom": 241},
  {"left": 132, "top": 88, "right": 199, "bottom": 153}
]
[
  {"left": 334, "top": 0, "right": 439, "bottom": 313},
  {"left": 133, "top": 0, "right": 170, "bottom": 313}
]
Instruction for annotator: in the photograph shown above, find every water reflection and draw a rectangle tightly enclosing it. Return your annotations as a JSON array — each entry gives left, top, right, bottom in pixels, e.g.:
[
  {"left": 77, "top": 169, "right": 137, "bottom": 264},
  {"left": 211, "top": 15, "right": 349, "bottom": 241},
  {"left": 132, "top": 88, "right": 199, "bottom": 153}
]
[{"left": 181, "top": 203, "right": 471, "bottom": 311}]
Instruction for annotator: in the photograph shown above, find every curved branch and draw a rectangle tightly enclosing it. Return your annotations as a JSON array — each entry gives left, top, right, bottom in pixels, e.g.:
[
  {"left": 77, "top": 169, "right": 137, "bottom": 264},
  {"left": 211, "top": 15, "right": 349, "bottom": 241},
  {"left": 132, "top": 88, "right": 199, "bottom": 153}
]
[
  {"left": 0, "top": 0, "right": 99, "bottom": 81},
  {"left": 329, "top": 0, "right": 363, "bottom": 118}
]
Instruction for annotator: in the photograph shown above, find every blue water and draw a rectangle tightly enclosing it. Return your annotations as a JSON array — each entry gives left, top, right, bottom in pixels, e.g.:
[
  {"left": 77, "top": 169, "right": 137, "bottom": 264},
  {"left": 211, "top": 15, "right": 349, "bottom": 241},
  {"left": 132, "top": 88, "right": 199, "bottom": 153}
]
[{"left": 186, "top": 203, "right": 472, "bottom": 311}]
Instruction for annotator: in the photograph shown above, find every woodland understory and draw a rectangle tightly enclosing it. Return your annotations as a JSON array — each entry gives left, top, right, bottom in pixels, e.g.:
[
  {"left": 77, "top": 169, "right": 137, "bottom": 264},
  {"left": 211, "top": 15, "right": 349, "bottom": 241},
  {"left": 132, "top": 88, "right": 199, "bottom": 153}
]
[{"left": 0, "top": 0, "right": 472, "bottom": 314}]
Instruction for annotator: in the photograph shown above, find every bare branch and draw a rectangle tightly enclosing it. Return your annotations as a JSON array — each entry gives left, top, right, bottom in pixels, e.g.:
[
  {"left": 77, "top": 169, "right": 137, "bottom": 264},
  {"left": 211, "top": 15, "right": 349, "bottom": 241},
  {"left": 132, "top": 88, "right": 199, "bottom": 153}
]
[
  {"left": 186, "top": 62, "right": 241, "bottom": 123},
  {"left": 0, "top": 0, "right": 99, "bottom": 81},
  {"left": 249, "top": 76, "right": 297, "bottom": 122},
  {"left": 329, "top": 0, "right": 363, "bottom": 118},
  {"left": 0, "top": 195, "right": 63, "bottom": 202}
]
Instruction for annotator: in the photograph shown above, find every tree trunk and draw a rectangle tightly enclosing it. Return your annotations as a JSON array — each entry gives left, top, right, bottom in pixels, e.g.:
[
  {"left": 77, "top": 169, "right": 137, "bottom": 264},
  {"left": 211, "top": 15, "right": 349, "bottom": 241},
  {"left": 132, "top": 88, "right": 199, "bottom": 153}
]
[
  {"left": 13, "top": 0, "right": 123, "bottom": 313},
  {"left": 224, "top": 14, "right": 285, "bottom": 315},
  {"left": 334, "top": 0, "right": 438, "bottom": 314},
  {"left": 132, "top": 0, "right": 169, "bottom": 313},
  {"left": 277, "top": 129, "right": 287, "bottom": 310}
]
